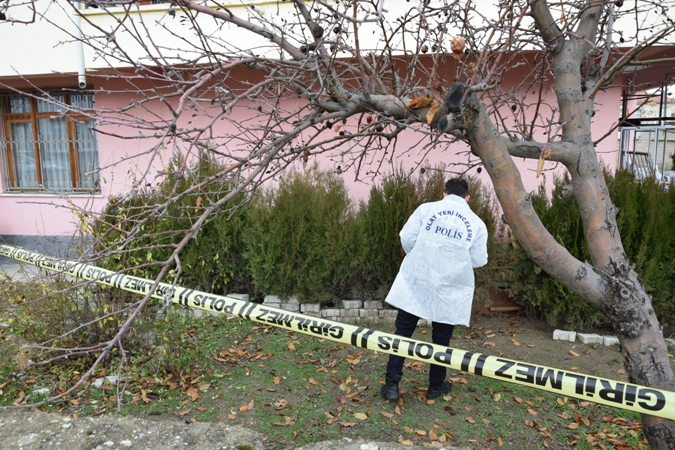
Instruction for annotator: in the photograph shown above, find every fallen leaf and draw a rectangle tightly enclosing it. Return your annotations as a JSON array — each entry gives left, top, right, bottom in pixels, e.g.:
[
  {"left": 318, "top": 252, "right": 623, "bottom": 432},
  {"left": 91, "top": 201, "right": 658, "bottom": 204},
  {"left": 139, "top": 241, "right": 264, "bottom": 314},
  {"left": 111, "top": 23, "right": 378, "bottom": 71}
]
[
  {"left": 178, "top": 409, "right": 191, "bottom": 417},
  {"left": 415, "top": 429, "right": 427, "bottom": 435},
  {"left": 514, "top": 397, "right": 523, "bottom": 404},
  {"left": 466, "top": 416, "right": 476, "bottom": 424},
  {"left": 354, "top": 412, "right": 368, "bottom": 421},
  {"left": 492, "top": 393, "right": 501, "bottom": 402},
  {"left": 273, "top": 376, "right": 280, "bottom": 385},
  {"left": 340, "top": 421, "right": 356, "bottom": 427},
  {"left": 398, "top": 436, "right": 413, "bottom": 446},
  {"left": 381, "top": 411, "right": 394, "bottom": 418},
  {"left": 528, "top": 408, "right": 538, "bottom": 416},
  {"left": 617, "top": 369, "right": 626, "bottom": 374},
  {"left": 195, "top": 406, "right": 207, "bottom": 411},
  {"left": 512, "top": 340, "right": 521, "bottom": 346},
  {"left": 575, "top": 414, "right": 590, "bottom": 426},
  {"left": 444, "top": 406, "right": 456, "bottom": 415},
  {"left": 186, "top": 386, "right": 199, "bottom": 402},
  {"left": 570, "top": 350, "right": 580, "bottom": 357},
  {"left": 274, "top": 399, "right": 288, "bottom": 409},
  {"left": 568, "top": 422, "right": 579, "bottom": 429},
  {"left": 406, "top": 97, "right": 434, "bottom": 109},
  {"left": 482, "top": 418, "right": 490, "bottom": 425},
  {"left": 429, "top": 430, "right": 438, "bottom": 441},
  {"left": 287, "top": 342, "right": 296, "bottom": 352},
  {"left": 498, "top": 437, "right": 504, "bottom": 447},
  {"left": 227, "top": 413, "right": 236, "bottom": 420}
]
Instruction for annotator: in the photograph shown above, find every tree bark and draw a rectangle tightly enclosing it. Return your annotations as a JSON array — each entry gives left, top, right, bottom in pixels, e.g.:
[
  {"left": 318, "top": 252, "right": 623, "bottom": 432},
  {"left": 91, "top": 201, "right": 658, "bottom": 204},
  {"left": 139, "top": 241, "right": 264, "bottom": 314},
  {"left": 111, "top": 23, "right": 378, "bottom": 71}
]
[{"left": 444, "top": 1, "right": 675, "bottom": 446}]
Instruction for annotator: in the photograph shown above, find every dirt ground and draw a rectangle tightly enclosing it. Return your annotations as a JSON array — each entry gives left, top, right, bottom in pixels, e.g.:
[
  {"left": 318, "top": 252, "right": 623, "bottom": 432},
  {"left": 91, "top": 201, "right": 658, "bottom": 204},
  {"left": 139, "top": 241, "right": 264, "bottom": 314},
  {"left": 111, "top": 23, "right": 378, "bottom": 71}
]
[
  {"left": 0, "top": 408, "right": 461, "bottom": 450},
  {"left": 457, "top": 311, "right": 672, "bottom": 382}
]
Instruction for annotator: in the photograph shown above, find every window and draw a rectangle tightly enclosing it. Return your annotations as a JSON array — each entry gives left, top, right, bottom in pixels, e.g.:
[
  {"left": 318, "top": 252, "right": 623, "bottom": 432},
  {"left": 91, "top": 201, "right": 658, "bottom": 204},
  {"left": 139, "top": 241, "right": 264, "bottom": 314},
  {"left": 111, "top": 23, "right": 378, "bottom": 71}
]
[{"left": 1, "top": 92, "right": 100, "bottom": 192}]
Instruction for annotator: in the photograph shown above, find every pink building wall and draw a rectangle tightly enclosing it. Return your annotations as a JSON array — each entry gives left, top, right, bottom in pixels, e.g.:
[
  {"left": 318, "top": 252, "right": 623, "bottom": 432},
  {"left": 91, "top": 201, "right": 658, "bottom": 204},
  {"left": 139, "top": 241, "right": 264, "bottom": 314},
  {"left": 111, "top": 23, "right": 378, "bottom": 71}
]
[{"left": 1, "top": 67, "right": 624, "bottom": 239}]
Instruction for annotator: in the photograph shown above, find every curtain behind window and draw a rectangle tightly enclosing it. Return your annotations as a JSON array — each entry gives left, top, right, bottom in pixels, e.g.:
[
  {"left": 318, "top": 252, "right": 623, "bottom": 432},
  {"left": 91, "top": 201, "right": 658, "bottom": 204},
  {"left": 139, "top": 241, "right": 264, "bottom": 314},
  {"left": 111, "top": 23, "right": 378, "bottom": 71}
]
[
  {"left": 38, "top": 117, "right": 72, "bottom": 190},
  {"left": 75, "top": 121, "right": 99, "bottom": 189},
  {"left": 10, "top": 122, "right": 38, "bottom": 188}
]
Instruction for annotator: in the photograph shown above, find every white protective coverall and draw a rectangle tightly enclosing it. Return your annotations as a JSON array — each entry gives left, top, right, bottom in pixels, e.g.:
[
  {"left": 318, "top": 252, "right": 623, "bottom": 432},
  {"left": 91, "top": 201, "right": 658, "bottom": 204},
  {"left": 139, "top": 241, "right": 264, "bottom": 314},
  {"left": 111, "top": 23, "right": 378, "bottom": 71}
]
[{"left": 385, "top": 194, "right": 489, "bottom": 326}]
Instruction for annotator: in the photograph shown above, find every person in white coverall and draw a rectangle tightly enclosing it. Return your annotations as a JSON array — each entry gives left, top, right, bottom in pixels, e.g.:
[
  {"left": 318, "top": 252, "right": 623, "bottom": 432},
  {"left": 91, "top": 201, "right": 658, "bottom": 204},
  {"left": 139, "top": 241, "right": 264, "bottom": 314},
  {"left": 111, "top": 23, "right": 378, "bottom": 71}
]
[{"left": 381, "top": 178, "right": 488, "bottom": 401}]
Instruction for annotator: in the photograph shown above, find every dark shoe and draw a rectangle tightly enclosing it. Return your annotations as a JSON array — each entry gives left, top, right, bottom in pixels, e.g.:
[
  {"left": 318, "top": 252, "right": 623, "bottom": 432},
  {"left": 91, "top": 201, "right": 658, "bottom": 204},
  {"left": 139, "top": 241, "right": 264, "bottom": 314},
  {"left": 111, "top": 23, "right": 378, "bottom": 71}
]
[
  {"left": 380, "top": 377, "right": 400, "bottom": 401},
  {"left": 426, "top": 381, "right": 452, "bottom": 400}
]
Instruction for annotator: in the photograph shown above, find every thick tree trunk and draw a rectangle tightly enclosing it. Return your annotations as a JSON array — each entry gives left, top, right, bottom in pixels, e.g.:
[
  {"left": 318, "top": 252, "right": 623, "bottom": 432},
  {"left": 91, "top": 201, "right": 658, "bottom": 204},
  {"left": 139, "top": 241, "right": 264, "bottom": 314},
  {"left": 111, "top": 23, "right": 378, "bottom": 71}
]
[
  {"left": 453, "top": 86, "right": 675, "bottom": 447},
  {"left": 429, "top": 2, "right": 675, "bottom": 446}
]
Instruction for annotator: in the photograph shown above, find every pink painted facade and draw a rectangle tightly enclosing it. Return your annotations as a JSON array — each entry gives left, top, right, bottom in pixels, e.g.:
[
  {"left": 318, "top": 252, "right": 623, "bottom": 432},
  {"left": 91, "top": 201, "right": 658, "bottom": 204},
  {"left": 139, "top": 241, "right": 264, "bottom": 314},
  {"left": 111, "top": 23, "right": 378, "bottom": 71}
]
[
  {"left": 0, "top": 68, "right": 632, "bottom": 241},
  {"left": 1, "top": 29, "right": 673, "bottom": 254},
  {"left": 0, "top": 0, "right": 673, "bottom": 263}
]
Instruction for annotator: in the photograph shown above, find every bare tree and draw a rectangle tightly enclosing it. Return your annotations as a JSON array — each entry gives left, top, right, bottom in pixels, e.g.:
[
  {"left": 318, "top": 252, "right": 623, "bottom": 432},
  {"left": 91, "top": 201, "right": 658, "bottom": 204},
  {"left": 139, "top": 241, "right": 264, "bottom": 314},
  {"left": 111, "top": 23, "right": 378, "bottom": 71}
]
[{"left": 3, "top": 0, "right": 675, "bottom": 445}]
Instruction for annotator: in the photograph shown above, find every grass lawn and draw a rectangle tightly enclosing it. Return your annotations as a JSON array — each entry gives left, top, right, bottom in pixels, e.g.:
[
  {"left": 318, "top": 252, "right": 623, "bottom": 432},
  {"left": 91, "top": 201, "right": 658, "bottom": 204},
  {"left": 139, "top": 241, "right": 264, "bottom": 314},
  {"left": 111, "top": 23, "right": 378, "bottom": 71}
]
[{"left": 0, "top": 305, "right": 648, "bottom": 450}]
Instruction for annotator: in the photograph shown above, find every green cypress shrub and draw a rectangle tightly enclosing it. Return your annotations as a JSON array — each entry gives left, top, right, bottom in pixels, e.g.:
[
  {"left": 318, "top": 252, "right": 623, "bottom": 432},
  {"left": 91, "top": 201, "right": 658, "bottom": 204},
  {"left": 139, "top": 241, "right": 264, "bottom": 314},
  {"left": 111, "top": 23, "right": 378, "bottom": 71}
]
[
  {"left": 510, "top": 177, "right": 600, "bottom": 327},
  {"left": 511, "top": 171, "right": 675, "bottom": 329},
  {"left": 244, "top": 164, "right": 358, "bottom": 303},
  {"left": 609, "top": 172, "right": 675, "bottom": 325},
  {"left": 93, "top": 160, "right": 506, "bottom": 308},
  {"left": 94, "top": 153, "right": 254, "bottom": 296},
  {"left": 352, "top": 168, "right": 420, "bottom": 297}
]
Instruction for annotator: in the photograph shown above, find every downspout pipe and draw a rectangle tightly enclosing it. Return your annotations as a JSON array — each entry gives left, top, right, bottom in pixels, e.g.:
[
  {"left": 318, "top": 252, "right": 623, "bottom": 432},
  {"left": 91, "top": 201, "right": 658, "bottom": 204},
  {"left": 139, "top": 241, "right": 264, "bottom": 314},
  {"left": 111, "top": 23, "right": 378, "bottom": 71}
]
[{"left": 75, "top": 2, "right": 86, "bottom": 89}]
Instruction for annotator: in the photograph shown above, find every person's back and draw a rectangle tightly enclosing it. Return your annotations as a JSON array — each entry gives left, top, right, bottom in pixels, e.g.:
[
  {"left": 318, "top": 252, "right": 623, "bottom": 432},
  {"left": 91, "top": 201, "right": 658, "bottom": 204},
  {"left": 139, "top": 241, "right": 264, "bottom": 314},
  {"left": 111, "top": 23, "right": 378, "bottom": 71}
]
[
  {"left": 386, "top": 189, "right": 488, "bottom": 326},
  {"left": 381, "top": 178, "right": 488, "bottom": 401}
]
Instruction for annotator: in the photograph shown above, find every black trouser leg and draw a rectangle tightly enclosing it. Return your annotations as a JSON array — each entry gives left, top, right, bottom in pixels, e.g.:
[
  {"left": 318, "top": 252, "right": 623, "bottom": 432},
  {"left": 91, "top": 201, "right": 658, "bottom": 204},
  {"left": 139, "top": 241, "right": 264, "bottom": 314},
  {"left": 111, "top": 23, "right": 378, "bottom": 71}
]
[
  {"left": 429, "top": 321, "right": 455, "bottom": 387},
  {"left": 385, "top": 309, "right": 419, "bottom": 383}
]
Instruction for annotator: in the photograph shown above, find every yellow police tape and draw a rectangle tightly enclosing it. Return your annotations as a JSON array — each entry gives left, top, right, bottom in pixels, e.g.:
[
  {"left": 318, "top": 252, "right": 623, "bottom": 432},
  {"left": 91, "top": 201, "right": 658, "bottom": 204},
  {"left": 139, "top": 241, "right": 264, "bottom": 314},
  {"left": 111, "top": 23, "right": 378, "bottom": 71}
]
[{"left": 2, "top": 244, "right": 675, "bottom": 420}]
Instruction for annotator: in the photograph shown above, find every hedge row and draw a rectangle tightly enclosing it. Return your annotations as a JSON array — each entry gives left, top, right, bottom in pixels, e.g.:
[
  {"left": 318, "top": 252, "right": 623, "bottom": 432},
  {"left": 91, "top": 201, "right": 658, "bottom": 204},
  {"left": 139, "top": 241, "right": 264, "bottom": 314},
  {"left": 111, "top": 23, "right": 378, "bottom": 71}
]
[
  {"left": 93, "top": 156, "right": 675, "bottom": 330},
  {"left": 93, "top": 156, "right": 503, "bottom": 306},
  {"left": 511, "top": 171, "right": 675, "bottom": 329}
]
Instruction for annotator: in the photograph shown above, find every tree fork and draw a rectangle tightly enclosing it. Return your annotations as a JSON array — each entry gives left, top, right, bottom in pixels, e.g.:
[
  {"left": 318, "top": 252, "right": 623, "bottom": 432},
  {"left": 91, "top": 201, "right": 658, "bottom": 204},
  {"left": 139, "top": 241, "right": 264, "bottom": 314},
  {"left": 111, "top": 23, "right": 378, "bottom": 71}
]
[{"left": 451, "top": 88, "right": 675, "bottom": 448}]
